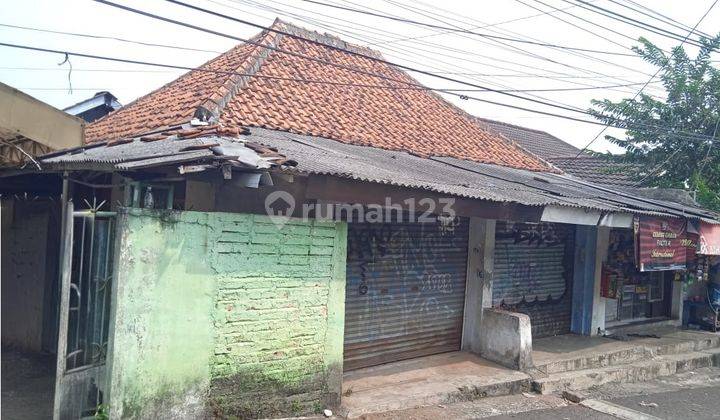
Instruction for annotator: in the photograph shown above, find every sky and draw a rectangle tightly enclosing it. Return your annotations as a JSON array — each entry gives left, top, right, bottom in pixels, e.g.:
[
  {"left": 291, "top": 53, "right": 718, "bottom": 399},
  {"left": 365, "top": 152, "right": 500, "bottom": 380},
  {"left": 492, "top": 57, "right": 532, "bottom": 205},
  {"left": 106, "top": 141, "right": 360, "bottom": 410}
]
[{"left": 1, "top": 0, "right": 718, "bottom": 153}]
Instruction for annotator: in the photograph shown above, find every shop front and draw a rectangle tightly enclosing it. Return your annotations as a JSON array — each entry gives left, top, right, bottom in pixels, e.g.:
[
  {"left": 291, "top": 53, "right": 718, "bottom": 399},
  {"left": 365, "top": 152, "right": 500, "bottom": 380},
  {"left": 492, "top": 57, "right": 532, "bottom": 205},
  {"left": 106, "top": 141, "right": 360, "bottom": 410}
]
[
  {"left": 684, "top": 221, "right": 720, "bottom": 331},
  {"left": 343, "top": 218, "right": 469, "bottom": 370},
  {"left": 601, "top": 217, "right": 688, "bottom": 328}
]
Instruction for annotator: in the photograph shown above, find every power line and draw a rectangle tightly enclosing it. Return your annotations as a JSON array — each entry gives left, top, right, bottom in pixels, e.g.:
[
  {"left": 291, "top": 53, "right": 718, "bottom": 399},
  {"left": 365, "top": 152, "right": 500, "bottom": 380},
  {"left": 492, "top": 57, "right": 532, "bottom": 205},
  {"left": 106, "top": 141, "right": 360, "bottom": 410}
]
[
  {"left": 1, "top": 40, "right": 712, "bottom": 143},
  {"left": 576, "top": 0, "right": 719, "bottom": 156},
  {"left": 13, "top": 80, "right": 659, "bottom": 93},
  {"left": 379, "top": 0, "right": 651, "bottom": 78},
  {"left": 231, "top": 0, "right": 663, "bottom": 99},
  {"left": 318, "top": 0, "right": 667, "bottom": 90},
  {"left": 366, "top": 1, "right": 585, "bottom": 47},
  {"left": 565, "top": 0, "right": 711, "bottom": 48},
  {"left": 98, "top": 0, "right": 596, "bottom": 116},
  {"left": 617, "top": 0, "right": 714, "bottom": 39},
  {"left": 520, "top": 0, "right": 656, "bottom": 54},
  {"left": 0, "top": 22, "right": 224, "bottom": 54},
  {"left": 92, "top": 0, "right": 717, "bottom": 142},
  {"left": 608, "top": 0, "right": 713, "bottom": 39},
  {"left": 227, "top": 0, "right": 661, "bottom": 109},
  {"left": 300, "top": 0, "right": 638, "bottom": 56}
]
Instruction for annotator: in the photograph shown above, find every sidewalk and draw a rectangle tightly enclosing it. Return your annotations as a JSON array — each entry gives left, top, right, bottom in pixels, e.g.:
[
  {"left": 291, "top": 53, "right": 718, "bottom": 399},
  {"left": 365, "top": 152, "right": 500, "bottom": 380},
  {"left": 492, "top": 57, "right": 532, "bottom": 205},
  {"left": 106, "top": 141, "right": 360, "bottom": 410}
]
[{"left": 339, "top": 327, "right": 720, "bottom": 418}]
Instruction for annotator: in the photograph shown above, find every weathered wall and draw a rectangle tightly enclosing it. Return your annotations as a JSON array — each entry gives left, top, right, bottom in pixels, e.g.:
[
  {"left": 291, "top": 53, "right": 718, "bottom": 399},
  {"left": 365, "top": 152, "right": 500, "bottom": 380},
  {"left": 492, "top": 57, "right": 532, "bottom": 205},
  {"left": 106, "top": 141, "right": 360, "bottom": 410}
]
[
  {"left": 479, "top": 308, "right": 533, "bottom": 371},
  {"left": 1, "top": 199, "right": 51, "bottom": 352},
  {"left": 107, "top": 208, "right": 347, "bottom": 419}
]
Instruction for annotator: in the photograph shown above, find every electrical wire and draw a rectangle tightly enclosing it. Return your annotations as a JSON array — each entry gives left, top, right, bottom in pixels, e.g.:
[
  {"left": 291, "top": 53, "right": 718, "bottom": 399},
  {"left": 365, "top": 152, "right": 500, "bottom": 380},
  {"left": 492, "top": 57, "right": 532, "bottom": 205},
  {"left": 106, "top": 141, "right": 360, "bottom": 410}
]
[
  {"left": 378, "top": 0, "right": 653, "bottom": 79},
  {"left": 88, "top": 0, "right": 719, "bottom": 142},
  {"left": 0, "top": 22, "right": 223, "bottom": 54},
  {"left": 366, "top": 2, "right": 585, "bottom": 47},
  {"left": 577, "top": 0, "right": 719, "bottom": 155},
  {"left": 617, "top": 0, "right": 714, "bottom": 39},
  {"left": 97, "top": 0, "right": 598, "bottom": 116},
  {"left": 228, "top": 0, "right": 664, "bottom": 101},
  {"left": 225, "top": 0, "right": 654, "bottom": 110},
  {"left": 566, "top": 0, "right": 711, "bottom": 48},
  {"left": 1, "top": 41, "right": 713, "bottom": 144},
  {"left": 300, "top": 0, "right": 639, "bottom": 56},
  {"left": 608, "top": 0, "right": 713, "bottom": 39}
]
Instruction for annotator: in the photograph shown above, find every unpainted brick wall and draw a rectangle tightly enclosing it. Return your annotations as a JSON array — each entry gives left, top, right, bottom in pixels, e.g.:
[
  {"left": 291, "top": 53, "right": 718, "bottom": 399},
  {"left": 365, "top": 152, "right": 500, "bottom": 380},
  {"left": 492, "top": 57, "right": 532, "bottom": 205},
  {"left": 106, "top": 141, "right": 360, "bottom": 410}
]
[{"left": 208, "top": 213, "right": 346, "bottom": 418}]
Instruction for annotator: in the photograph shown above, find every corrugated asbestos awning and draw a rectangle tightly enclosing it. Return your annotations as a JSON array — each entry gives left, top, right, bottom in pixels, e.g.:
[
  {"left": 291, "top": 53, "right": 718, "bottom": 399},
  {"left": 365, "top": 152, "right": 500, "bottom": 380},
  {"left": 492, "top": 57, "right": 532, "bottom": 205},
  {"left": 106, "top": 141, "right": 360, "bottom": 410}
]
[
  {"left": 243, "top": 128, "right": 720, "bottom": 222},
  {"left": 19, "top": 126, "right": 720, "bottom": 223},
  {"left": 35, "top": 127, "right": 293, "bottom": 172}
]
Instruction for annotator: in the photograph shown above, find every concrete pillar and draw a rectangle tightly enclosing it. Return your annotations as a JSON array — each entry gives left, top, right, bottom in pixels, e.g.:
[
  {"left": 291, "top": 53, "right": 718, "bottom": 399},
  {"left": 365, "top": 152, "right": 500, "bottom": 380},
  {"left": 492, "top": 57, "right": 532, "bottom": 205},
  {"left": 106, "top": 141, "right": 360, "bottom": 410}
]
[
  {"left": 591, "top": 227, "right": 610, "bottom": 334},
  {"left": 571, "top": 225, "right": 610, "bottom": 336},
  {"left": 571, "top": 225, "right": 597, "bottom": 335},
  {"left": 462, "top": 218, "right": 495, "bottom": 354}
]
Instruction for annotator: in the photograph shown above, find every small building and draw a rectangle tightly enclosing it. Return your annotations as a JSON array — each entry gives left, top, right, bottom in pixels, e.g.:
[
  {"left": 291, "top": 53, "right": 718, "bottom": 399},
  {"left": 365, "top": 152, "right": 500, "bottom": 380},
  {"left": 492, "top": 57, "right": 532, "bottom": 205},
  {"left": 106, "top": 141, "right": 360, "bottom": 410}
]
[
  {"left": 63, "top": 91, "right": 121, "bottom": 123},
  {"left": 0, "top": 82, "right": 84, "bottom": 168},
  {"left": 2, "top": 20, "right": 719, "bottom": 420}
]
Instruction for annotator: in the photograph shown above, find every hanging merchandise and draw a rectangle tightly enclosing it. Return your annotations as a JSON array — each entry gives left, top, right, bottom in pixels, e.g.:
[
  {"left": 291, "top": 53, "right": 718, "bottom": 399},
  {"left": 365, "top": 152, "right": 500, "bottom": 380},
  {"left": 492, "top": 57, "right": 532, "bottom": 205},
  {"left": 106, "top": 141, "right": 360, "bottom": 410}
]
[
  {"left": 600, "top": 264, "right": 619, "bottom": 299},
  {"left": 699, "top": 222, "right": 720, "bottom": 255}
]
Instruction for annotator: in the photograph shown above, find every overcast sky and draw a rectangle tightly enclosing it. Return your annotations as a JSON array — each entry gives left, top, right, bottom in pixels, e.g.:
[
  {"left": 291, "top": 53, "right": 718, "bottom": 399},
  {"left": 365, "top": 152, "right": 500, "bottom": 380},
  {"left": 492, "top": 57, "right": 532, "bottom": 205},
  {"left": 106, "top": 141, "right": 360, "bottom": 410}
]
[{"left": 1, "top": 0, "right": 718, "bottom": 153}]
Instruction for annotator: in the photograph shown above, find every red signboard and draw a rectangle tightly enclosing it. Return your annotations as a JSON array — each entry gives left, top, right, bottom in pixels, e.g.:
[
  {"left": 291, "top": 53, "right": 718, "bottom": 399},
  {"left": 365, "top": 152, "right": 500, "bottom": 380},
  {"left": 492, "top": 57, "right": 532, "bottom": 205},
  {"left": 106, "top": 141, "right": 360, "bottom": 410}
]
[
  {"left": 635, "top": 216, "right": 687, "bottom": 272},
  {"left": 699, "top": 221, "right": 720, "bottom": 255}
]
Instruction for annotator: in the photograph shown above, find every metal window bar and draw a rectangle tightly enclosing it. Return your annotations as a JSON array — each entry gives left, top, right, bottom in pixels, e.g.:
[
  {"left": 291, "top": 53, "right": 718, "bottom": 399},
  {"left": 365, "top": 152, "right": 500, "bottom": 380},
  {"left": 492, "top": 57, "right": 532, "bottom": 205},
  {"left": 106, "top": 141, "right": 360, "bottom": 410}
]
[{"left": 65, "top": 209, "right": 116, "bottom": 372}]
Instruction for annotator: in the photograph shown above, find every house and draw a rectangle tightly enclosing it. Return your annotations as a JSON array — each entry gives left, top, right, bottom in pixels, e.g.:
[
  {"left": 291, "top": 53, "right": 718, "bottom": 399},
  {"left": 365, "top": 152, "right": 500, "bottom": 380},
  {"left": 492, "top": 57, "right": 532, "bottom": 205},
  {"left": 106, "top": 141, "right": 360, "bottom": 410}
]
[
  {"left": 63, "top": 91, "right": 121, "bottom": 123},
  {"left": 0, "top": 82, "right": 84, "bottom": 168},
  {"left": 2, "top": 20, "right": 719, "bottom": 420},
  {"left": 478, "top": 117, "right": 701, "bottom": 206}
]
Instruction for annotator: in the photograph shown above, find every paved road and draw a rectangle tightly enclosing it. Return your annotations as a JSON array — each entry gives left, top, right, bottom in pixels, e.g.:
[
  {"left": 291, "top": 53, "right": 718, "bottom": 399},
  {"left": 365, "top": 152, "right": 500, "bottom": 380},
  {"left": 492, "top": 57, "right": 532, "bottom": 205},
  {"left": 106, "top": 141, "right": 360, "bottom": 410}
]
[
  {"left": 483, "top": 404, "right": 615, "bottom": 419},
  {"left": 484, "top": 386, "right": 720, "bottom": 419},
  {"left": 607, "top": 386, "right": 720, "bottom": 419},
  {"left": 365, "top": 367, "right": 720, "bottom": 420}
]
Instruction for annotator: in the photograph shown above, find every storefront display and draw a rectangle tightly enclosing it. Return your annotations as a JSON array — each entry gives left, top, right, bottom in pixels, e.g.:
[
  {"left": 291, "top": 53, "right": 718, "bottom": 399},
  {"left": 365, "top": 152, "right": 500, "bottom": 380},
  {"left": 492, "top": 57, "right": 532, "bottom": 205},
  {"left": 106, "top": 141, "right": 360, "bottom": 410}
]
[{"left": 604, "top": 228, "right": 671, "bottom": 324}]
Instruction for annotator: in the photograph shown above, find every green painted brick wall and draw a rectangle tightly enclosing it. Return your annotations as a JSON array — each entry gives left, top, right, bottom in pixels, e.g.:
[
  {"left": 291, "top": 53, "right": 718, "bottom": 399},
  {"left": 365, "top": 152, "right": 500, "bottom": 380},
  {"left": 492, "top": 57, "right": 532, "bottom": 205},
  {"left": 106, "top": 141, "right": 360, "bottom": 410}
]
[{"left": 107, "top": 208, "right": 347, "bottom": 419}]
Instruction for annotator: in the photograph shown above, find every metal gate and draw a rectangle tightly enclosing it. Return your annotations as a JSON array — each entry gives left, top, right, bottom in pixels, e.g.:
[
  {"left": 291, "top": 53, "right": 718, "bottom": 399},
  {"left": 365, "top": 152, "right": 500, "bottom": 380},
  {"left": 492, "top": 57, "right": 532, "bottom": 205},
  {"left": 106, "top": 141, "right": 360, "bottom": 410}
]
[
  {"left": 493, "top": 222, "right": 574, "bottom": 338},
  {"left": 344, "top": 219, "right": 469, "bottom": 370},
  {"left": 54, "top": 201, "right": 116, "bottom": 419}
]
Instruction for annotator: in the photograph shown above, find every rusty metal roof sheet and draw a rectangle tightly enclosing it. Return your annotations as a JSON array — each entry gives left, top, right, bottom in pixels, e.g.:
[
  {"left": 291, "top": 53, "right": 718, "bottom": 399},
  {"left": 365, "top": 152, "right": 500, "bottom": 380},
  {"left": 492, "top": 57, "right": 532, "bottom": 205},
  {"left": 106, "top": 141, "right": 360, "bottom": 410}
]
[{"left": 245, "top": 128, "right": 719, "bottom": 221}]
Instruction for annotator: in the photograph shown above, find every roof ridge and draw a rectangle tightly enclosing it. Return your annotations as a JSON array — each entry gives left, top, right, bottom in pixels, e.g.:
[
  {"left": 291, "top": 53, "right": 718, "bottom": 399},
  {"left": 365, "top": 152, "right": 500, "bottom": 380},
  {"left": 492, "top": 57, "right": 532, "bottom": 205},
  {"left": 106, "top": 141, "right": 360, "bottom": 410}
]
[
  {"left": 86, "top": 40, "right": 267, "bottom": 137},
  {"left": 475, "top": 116, "right": 581, "bottom": 152},
  {"left": 272, "top": 18, "right": 384, "bottom": 59},
  {"left": 194, "top": 27, "right": 283, "bottom": 123}
]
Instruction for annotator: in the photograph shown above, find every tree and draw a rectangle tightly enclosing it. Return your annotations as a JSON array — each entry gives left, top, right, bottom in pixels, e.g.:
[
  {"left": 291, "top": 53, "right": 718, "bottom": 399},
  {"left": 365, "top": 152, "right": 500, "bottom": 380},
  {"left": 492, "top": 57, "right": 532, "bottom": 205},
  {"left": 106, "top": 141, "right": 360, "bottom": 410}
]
[{"left": 589, "top": 34, "right": 720, "bottom": 211}]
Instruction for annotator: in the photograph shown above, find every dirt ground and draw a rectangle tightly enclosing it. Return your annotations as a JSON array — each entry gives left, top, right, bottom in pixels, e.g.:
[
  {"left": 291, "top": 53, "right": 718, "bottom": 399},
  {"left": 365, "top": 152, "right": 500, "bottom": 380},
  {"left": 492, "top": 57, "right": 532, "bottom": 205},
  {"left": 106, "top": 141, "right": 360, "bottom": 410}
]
[{"left": 2, "top": 346, "right": 56, "bottom": 420}]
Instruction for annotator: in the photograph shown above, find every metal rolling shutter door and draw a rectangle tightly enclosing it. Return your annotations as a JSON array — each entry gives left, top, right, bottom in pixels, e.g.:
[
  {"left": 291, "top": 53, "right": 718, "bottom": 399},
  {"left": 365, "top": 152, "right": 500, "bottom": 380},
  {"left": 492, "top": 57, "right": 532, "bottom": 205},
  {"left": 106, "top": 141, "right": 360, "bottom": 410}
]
[
  {"left": 492, "top": 222, "right": 574, "bottom": 338},
  {"left": 344, "top": 219, "right": 469, "bottom": 371}
]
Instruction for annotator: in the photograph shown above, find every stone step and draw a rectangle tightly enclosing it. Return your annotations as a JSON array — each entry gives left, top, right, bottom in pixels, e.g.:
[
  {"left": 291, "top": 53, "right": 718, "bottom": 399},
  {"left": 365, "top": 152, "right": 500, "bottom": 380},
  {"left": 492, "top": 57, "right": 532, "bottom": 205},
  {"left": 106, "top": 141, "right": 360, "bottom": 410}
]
[
  {"left": 532, "top": 350, "right": 718, "bottom": 395},
  {"left": 536, "top": 333, "right": 720, "bottom": 375},
  {"left": 341, "top": 376, "right": 531, "bottom": 418}
]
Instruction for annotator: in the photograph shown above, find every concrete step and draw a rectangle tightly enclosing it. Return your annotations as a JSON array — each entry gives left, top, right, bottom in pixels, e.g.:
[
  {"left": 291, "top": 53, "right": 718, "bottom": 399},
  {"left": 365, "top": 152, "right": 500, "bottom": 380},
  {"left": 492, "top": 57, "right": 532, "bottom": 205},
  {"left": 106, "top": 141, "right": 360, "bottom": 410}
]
[
  {"left": 535, "top": 333, "right": 720, "bottom": 375},
  {"left": 342, "top": 376, "right": 531, "bottom": 418},
  {"left": 532, "top": 349, "right": 719, "bottom": 395}
]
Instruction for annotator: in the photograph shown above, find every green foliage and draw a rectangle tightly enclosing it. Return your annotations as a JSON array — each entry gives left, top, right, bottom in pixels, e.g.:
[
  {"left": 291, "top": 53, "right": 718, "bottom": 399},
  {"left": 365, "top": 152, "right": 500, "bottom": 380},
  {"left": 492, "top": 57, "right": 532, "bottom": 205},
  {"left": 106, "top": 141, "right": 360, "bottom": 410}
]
[
  {"left": 94, "top": 404, "right": 109, "bottom": 420},
  {"left": 589, "top": 34, "right": 720, "bottom": 211}
]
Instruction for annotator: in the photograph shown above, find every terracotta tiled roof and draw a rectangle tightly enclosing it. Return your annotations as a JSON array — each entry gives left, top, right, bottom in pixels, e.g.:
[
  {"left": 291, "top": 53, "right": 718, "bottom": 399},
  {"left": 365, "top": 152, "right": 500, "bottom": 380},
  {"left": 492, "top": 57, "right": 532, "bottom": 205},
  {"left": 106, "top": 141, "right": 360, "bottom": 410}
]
[
  {"left": 85, "top": 20, "right": 555, "bottom": 172},
  {"left": 547, "top": 156, "right": 638, "bottom": 187},
  {"left": 475, "top": 117, "right": 581, "bottom": 159},
  {"left": 476, "top": 117, "right": 642, "bottom": 186}
]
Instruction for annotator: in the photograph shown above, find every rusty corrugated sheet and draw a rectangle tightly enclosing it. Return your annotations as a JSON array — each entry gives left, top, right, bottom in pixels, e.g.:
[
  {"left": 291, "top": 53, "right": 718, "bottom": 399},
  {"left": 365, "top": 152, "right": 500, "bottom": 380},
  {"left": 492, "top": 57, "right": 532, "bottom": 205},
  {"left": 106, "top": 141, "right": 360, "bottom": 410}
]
[{"left": 344, "top": 219, "right": 469, "bottom": 370}]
